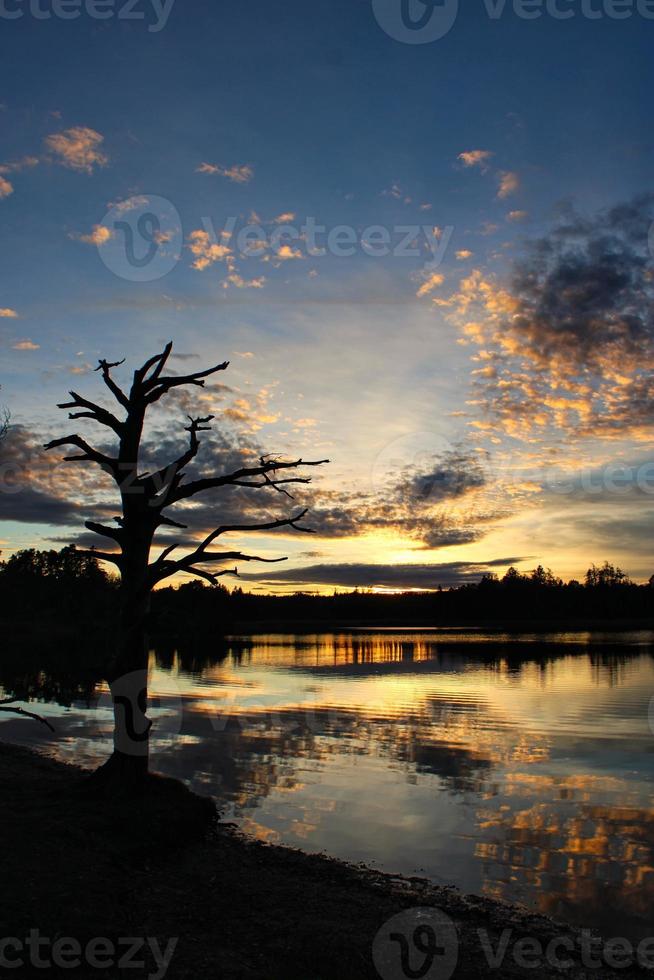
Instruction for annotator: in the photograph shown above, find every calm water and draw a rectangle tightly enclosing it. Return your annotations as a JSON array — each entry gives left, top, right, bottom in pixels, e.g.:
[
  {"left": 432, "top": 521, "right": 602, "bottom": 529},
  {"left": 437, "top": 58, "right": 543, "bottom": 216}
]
[{"left": 2, "top": 629, "right": 654, "bottom": 941}]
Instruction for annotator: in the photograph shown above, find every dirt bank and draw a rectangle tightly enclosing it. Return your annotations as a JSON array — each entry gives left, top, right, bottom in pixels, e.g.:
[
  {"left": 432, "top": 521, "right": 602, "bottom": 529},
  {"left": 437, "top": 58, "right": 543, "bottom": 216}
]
[{"left": 0, "top": 743, "right": 649, "bottom": 979}]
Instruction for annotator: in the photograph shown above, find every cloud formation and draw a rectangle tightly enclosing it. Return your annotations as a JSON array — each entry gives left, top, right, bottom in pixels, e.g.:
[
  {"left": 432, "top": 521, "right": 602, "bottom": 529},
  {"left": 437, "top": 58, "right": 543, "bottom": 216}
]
[
  {"left": 496, "top": 171, "right": 519, "bottom": 199},
  {"left": 72, "top": 224, "right": 113, "bottom": 245},
  {"left": 444, "top": 195, "right": 654, "bottom": 444},
  {"left": 44, "top": 127, "right": 108, "bottom": 174},
  {"left": 187, "top": 229, "right": 232, "bottom": 270},
  {"left": 458, "top": 150, "right": 493, "bottom": 172},
  {"left": 240, "top": 557, "right": 523, "bottom": 590},
  {"left": 12, "top": 339, "right": 39, "bottom": 351},
  {"left": 196, "top": 162, "right": 254, "bottom": 183}
]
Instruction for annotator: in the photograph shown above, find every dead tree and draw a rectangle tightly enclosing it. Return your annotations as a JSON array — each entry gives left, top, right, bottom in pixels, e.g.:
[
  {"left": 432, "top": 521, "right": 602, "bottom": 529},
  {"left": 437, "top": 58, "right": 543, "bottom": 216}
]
[{"left": 45, "top": 344, "right": 328, "bottom": 791}]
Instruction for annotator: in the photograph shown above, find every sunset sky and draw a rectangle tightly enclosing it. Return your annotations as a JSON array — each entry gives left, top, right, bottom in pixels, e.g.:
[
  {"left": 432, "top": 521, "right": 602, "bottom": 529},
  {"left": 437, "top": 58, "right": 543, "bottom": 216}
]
[{"left": 1, "top": 0, "right": 653, "bottom": 590}]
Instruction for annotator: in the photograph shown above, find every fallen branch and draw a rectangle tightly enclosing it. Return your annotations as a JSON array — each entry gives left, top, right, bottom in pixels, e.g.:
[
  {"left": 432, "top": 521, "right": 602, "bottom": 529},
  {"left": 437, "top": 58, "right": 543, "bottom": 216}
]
[{"left": 0, "top": 704, "right": 55, "bottom": 732}]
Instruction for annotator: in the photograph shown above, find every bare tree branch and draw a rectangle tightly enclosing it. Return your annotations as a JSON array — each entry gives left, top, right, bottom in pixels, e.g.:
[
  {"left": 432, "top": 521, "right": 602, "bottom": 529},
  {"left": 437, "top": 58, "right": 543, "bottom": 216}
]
[
  {"left": 168, "top": 457, "right": 329, "bottom": 504},
  {"left": 144, "top": 359, "right": 229, "bottom": 405},
  {"left": 0, "top": 704, "right": 55, "bottom": 732},
  {"left": 95, "top": 358, "right": 129, "bottom": 410},
  {"left": 85, "top": 520, "right": 124, "bottom": 543},
  {"left": 134, "top": 342, "right": 173, "bottom": 387},
  {"left": 0, "top": 406, "right": 8, "bottom": 443},
  {"left": 144, "top": 415, "right": 214, "bottom": 496},
  {"left": 57, "top": 391, "right": 124, "bottom": 435},
  {"left": 149, "top": 510, "right": 314, "bottom": 586},
  {"left": 74, "top": 549, "right": 123, "bottom": 568},
  {"left": 43, "top": 434, "right": 117, "bottom": 473},
  {"left": 46, "top": 344, "right": 329, "bottom": 593}
]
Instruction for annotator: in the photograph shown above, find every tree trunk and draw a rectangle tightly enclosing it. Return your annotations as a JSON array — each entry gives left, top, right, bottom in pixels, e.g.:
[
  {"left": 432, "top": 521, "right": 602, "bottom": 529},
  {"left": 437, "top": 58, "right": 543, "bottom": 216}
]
[{"left": 87, "top": 576, "right": 152, "bottom": 795}]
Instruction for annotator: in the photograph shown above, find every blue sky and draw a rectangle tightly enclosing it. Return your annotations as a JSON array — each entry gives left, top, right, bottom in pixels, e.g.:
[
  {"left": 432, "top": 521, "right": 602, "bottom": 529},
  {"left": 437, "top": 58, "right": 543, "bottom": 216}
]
[{"left": 1, "top": 0, "right": 653, "bottom": 588}]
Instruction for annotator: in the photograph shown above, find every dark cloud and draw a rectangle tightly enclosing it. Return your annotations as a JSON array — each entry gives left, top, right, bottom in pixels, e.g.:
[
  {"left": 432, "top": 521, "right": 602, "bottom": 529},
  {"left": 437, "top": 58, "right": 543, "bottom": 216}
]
[
  {"left": 3, "top": 417, "right": 495, "bottom": 557},
  {"left": 240, "top": 557, "right": 525, "bottom": 590},
  {"left": 0, "top": 424, "right": 91, "bottom": 526},
  {"left": 511, "top": 195, "right": 653, "bottom": 373},
  {"left": 0, "top": 486, "right": 81, "bottom": 525},
  {"left": 464, "top": 195, "right": 654, "bottom": 440},
  {"left": 305, "top": 446, "right": 493, "bottom": 549}
]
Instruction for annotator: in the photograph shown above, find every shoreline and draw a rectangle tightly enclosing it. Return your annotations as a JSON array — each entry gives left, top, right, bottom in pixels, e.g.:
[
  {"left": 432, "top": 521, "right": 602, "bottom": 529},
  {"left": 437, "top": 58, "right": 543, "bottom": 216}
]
[
  {"left": 1, "top": 742, "right": 650, "bottom": 979},
  {"left": 223, "top": 618, "right": 654, "bottom": 635}
]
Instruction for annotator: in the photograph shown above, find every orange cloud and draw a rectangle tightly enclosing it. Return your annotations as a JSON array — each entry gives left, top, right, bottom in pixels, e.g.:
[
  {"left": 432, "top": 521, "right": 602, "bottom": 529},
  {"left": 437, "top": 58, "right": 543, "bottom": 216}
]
[
  {"left": 12, "top": 339, "right": 39, "bottom": 351},
  {"left": 72, "top": 225, "right": 113, "bottom": 245},
  {"left": 44, "top": 127, "right": 108, "bottom": 174},
  {"left": 187, "top": 229, "right": 232, "bottom": 270},
  {"left": 458, "top": 150, "right": 493, "bottom": 171},
  {"left": 497, "top": 171, "right": 520, "bottom": 199},
  {"left": 196, "top": 162, "right": 254, "bottom": 183}
]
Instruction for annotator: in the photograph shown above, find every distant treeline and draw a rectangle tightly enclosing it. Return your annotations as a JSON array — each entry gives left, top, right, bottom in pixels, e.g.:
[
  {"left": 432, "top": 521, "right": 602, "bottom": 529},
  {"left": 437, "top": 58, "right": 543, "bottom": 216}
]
[{"left": 0, "top": 546, "right": 652, "bottom": 636}]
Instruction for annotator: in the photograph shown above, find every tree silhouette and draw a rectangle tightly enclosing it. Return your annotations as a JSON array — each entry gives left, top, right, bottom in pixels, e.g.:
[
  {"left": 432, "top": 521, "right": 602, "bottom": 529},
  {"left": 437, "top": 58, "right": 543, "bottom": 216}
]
[{"left": 44, "top": 344, "right": 328, "bottom": 791}]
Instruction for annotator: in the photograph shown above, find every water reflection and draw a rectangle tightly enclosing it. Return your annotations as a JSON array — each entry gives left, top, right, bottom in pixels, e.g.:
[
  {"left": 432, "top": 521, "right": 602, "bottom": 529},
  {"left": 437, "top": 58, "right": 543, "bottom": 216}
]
[{"left": 1, "top": 629, "right": 654, "bottom": 941}]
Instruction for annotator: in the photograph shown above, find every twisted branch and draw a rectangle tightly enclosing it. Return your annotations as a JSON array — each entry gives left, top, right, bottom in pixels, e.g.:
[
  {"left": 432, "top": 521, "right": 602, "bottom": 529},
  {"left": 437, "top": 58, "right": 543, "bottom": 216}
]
[{"left": 0, "top": 699, "right": 55, "bottom": 732}]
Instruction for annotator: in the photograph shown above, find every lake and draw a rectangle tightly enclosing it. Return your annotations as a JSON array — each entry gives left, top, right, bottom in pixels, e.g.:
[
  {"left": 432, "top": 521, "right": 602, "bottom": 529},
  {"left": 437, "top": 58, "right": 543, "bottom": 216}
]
[{"left": 2, "top": 628, "right": 654, "bottom": 942}]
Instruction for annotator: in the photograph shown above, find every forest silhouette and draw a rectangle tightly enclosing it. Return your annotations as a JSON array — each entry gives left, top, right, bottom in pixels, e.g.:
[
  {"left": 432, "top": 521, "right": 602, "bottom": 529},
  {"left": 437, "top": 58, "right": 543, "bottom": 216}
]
[{"left": 1, "top": 544, "right": 652, "bottom": 638}]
